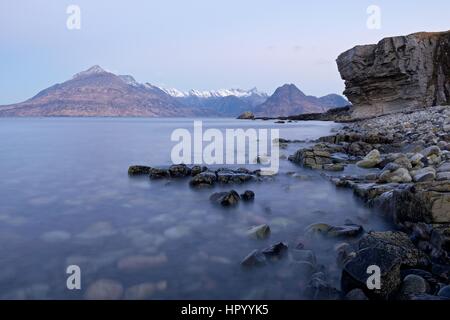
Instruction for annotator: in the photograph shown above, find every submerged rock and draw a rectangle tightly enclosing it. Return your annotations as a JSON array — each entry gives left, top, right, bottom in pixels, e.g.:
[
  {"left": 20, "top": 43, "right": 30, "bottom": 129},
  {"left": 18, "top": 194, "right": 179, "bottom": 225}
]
[
  {"left": 190, "top": 171, "right": 217, "bottom": 187},
  {"left": 128, "top": 165, "right": 152, "bottom": 176},
  {"left": 209, "top": 190, "right": 240, "bottom": 207},
  {"left": 261, "top": 242, "right": 288, "bottom": 261},
  {"left": 247, "top": 224, "right": 271, "bottom": 240},
  {"left": 85, "top": 279, "right": 124, "bottom": 300},
  {"left": 240, "top": 190, "right": 255, "bottom": 201},
  {"left": 241, "top": 250, "right": 267, "bottom": 267}
]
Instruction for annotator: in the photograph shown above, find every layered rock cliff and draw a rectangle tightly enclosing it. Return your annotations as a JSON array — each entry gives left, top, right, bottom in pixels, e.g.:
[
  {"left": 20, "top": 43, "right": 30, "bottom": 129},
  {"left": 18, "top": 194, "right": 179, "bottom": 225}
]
[{"left": 337, "top": 31, "right": 450, "bottom": 118}]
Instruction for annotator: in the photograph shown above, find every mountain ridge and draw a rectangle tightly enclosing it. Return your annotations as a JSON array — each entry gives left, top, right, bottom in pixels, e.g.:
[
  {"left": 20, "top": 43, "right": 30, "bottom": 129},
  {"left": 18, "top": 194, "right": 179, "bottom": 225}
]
[{"left": 0, "top": 65, "right": 348, "bottom": 117}]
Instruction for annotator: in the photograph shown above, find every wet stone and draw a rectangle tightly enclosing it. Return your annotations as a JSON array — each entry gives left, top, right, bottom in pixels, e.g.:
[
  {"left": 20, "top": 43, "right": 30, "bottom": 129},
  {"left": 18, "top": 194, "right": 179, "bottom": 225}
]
[
  {"left": 209, "top": 190, "right": 240, "bottom": 207},
  {"left": 247, "top": 224, "right": 271, "bottom": 240},
  {"left": 240, "top": 190, "right": 255, "bottom": 201},
  {"left": 128, "top": 165, "right": 152, "bottom": 176}
]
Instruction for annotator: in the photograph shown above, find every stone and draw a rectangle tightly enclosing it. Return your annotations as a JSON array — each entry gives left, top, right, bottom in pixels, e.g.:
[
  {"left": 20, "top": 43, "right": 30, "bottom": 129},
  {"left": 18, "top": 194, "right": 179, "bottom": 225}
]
[
  {"left": 291, "top": 249, "right": 316, "bottom": 265},
  {"left": 356, "top": 150, "right": 381, "bottom": 168},
  {"left": 237, "top": 111, "right": 255, "bottom": 120},
  {"left": 345, "top": 288, "right": 369, "bottom": 300},
  {"left": 168, "top": 164, "right": 191, "bottom": 177},
  {"left": 323, "top": 163, "right": 345, "bottom": 171},
  {"left": 379, "top": 168, "right": 412, "bottom": 183},
  {"left": 240, "top": 190, "right": 255, "bottom": 201},
  {"left": 209, "top": 190, "right": 240, "bottom": 207},
  {"left": 304, "top": 223, "right": 331, "bottom": 236},
  {"left": 261, "top": 242, "right": 288, "bottom": 261},
  {"left": 190, "top": 171, "right": 217, "bottom": 187},
  {"left": 420, "top": 146, "right": 441, "bottom": 158},
  {"left": 247, "top": 224, "right": 271, "bottom": 240},
  {"left": 401, "top": 275, "right": 428, "bottom": 295},
  {"left": 149, "top": 167, "right": 170, "bottom": 179},
  {"left": 437, "top": 162, "right": 450, "bottom": 173},
  {"left": 342, "top": 247, "right": 402, "bottom": 300},
  {"left": 304, "top": 274, "right": 342, "bottom": 300},
  {"left": 438, "top": 285, "right": 450, "bottom": 298},
  {"left": 358, "top": 231, "right": 429, "bottom": 268},
  {"left": 327, "top": 224, "right": 363, "bottom": 238},
  {"left": 336, "top": 31, "right": 450, "bottom": 119},
  {"left": 128, "top": 165, "right": 151, "bottom": 176},
  {"left": 392, "top": 181, "right": 450, "bottom": 223},
  {"left": 412, "top": 167, "right": 436, "bottom": 182},
  {"left": 85, "top": 279, "right": 124, "bottom": 300},
  {"left": 436, "top": 172, "right": 450, "bottom": 181},
  {"left": 241, "top": 250, "right": 267, "bottom": 267}
]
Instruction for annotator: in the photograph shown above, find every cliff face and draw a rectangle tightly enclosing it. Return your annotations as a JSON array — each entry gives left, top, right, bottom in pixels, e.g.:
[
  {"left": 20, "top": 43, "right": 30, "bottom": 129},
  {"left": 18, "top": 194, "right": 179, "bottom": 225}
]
[{"left": 337, "top": 31, "right": 450, "bottom": 118}]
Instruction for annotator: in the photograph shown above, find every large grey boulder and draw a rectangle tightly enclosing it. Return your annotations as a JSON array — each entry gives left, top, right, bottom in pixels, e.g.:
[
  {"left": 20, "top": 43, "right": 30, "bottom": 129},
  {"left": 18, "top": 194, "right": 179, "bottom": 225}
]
[{"left": 337, "top": 31, "right": 450, "bottom": 119}]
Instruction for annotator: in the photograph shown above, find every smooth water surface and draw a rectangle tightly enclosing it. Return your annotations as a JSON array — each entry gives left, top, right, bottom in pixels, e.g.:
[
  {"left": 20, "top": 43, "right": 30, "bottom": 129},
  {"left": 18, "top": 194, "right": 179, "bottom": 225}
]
[{"left": 0, "top": 118, "right": 389, "bottom": 299}]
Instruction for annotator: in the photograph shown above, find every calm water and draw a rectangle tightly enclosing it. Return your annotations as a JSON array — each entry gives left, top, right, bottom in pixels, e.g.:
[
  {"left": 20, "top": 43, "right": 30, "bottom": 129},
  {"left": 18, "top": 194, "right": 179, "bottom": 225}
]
[{"left": 0, "top": 118, "right": 389, "bottom": 299}]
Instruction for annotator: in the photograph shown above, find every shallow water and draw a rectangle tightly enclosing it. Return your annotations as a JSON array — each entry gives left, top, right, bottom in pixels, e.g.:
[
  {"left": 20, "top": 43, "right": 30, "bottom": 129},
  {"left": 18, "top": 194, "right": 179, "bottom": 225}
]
[{"left": 0, "top": 118, "right": 390, "bottom": 299}]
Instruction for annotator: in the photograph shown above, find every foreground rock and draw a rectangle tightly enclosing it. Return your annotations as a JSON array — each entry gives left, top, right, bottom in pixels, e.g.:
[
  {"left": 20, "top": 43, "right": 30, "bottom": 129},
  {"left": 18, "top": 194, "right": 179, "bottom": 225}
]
[
  {"left": 209, "top": 190, "right": 240, "bottom": 207},
  {"left": 337, "top": 31, "right": 450, "bottom": 119}
]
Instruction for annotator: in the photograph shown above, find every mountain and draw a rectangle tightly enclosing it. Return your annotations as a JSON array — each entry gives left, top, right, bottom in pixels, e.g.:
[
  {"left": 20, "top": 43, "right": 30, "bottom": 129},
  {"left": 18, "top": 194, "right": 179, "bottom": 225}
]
[
  {"left": 253, "top": 84, "right": 348, "bottom": 117},
  {"left": 0, "top": 66, "right": 208, "bottom": 117},
  {"left": 0, "top": 66, "right": 347, "bottom": 117},
  {"left": 159, "top": 87, "right": 268, "bottom": 116}
]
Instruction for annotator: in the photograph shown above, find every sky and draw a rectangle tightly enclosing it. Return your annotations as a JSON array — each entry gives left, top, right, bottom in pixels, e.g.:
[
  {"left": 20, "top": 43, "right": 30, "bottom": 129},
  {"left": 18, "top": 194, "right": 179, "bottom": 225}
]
[{"left": 0, "top": 0, "right": 449, "bottom": 105}]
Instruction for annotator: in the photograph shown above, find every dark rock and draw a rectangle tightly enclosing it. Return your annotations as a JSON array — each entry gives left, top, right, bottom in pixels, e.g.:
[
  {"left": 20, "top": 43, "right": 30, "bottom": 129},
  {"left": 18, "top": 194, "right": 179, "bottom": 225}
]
[
  {"left": 190, "top": 165, "right": 207, "bottom": 176},
  {"left": 392, "top": 181, "right": 450, "bottom": 223},
  {"left": 168, "top": 164, "right": 191, "bottom": 177},
  {"left": 345, "top": 288, "right": 369, "bottom": 300},
  {"left": 304, "top": 274, "right": 342, "bottom": 300},
  {"left": 341, "top": 247, "right": 402, "bottom": 300},
  {"left": 209, "top": 190, "right": 240, "bottom": 207},
  {"left": 241, "top": 250, "right": 267, "bottom": 267},
  {"left": 247, "top": 224, "right": 271, "bottom": 240},
  {"left": 400, "top": 274, "right": 428, "bottom": 296},
  {"left": 189, "top": 171, "right": 217, "bottom": 187},
  {"left": 149, "top": 167, "right": 170, "bottom": 179},
  {"left": 327, "top": 223, "right": 364, "bottom": 238},
  {"left": 128, "top": 165, "right": 152, "bottom": 176},
  {"left": 438, "top": 285, "right": 450, "bottom": 298},
  {"left": 358, "top": 231, "right": 429, "bottom": 268},
  {"left": 241, "top": 190, "right": 255, "bottom": 201},
  {"left": 261, "top": 242, "right": 288, "bottom": 261}
]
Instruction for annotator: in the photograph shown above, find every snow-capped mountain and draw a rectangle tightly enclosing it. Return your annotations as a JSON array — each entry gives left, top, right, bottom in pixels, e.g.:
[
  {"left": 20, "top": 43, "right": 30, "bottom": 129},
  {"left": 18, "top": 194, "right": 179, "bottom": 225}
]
[
  {"left": 158, "top": 87, "right": 268, "bottom": 99},
  {"left": 0, "top": 65, "right": 348, "bottom": 117}
]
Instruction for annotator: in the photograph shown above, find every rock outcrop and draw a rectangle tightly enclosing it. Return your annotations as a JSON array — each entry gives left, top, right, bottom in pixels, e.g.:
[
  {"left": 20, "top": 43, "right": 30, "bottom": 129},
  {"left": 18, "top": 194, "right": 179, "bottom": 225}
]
[{"left": 337, "top": 31, "right": 450, "bottom": 119}]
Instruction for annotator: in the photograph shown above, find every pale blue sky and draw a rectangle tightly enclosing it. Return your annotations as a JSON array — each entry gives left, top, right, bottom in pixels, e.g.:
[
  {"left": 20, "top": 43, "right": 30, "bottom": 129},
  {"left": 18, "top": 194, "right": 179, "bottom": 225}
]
[{"left": 1, "top": 0, "right": 449, "bottom": 104}]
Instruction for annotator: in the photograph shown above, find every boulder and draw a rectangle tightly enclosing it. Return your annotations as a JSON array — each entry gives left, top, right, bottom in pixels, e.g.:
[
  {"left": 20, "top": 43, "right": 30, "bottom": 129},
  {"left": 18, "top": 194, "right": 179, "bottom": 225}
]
[
  {"left": 412, "top": 167, "right": 436, "bottom": 182},
  {"left": 392, "top": 181, "right": 450, "bottom": 223},
  {"left": 189, "top": 171, "right": 217, "bottom": 187},
  {"left": 378, "top": 168, "right": 412, "bottom": 183},
  {"left": 209, "top": 190, "right": 240, "bottom": 207},
  {"left": 128, "top": 165, "right": 151, "bottom": 176},
  {"left": 341, "top": 247, "right": 402, "bottom": 300},
  {"left": 168, "top": 164, "right": 191, "bottom": 177},
  {"left": 240, "top": 190, "right": 255, "bottom": 201},
  {"left": 336, "top": 31, "right": 450, "bottom": 119},
  {"left": 356, "top": 150, "right": 381, "bottom": 168},
  {"left": 247, "top": 224, "right": 271, "bottom": 240},
  {"left": 400, "top": 275, "right": 428, "bottom": 296},
  {"left": 358, "top": 231, "right": 429, "bottom": 268},
  {"left": 241, "top": 250, "right": 267, "bottom": 267},
  {"left": 261, "top": 242, "right": 288, "bottom": 261}
]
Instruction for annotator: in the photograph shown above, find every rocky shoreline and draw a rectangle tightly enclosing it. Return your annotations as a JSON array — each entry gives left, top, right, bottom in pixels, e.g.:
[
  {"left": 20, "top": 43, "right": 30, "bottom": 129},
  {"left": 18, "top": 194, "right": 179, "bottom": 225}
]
[
  {"left": 129, "top": 105, "right": 450, "bottom": 300},
  {"left": 288, "top": 105, "right": 450, "bottom": 299}
]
